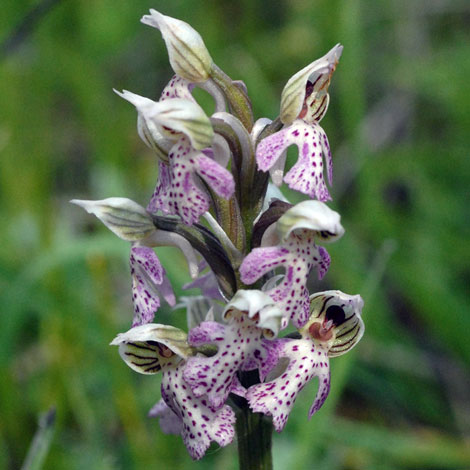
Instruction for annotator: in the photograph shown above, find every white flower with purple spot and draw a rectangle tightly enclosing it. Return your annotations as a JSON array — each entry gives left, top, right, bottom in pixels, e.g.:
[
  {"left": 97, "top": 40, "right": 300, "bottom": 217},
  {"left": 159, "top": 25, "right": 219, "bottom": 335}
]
[
  {"left": 149, "top": 134, "right": 235, "bottom": 225},
  {"left": 183, "top": 290, "right": 283, "bottom": 409},
  {"left": 255, "top": 44, "right": 343, "bottom": 200},
  {"left": 71, "top": 198, "right": 199, "bottom": 325},
  {"left": 240, "top": 201, "right": 344, "bottom": 328},
  {"left": 115, "top": 86, "right": 235, "bottom": 226},
  {"left": 74, "top": 11, "right": 365, "bottom": 462},
  {"left": 111, "top": 324, "right": 236, "bottom": 460},
  {"left": 246, "top": 290, "right": 364, "bottom": 432}
]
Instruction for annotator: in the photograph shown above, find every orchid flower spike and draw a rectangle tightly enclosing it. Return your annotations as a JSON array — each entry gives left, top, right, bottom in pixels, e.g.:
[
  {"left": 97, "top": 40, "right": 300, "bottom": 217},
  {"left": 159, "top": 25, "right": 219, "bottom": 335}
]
[
  {"left": 256, "top": 44, "right": 343, "bottom": 201},
  {"left": 71, "top": 198, "right": 199, "bottom": 325},
  {"left": 246, "top": 290, "right": 364, "bottom": 432},
  {"left": 111, "top": 324, "right": 235, "bottom": 460},
  {"left": 75, "top": 9, "right": 363, "bottom": 463},
  {"left": 240, "top": 201, "right": 344, "bottom": 329}
]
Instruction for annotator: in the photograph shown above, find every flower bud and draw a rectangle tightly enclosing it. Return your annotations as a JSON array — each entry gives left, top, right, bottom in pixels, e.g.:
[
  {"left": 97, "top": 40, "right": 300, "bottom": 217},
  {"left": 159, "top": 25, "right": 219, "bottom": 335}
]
[
  {"left": 276, "top": 200, "right": 344, "bottom": 243},
  {"left": 71, "top": 197, "right": 155, "bottom": 242},
  {"left": 141, "top": 9, "right": 213, "bottom": 83},
  {"left": 280, "top": 44, "right": 343, "bottom": 126}
]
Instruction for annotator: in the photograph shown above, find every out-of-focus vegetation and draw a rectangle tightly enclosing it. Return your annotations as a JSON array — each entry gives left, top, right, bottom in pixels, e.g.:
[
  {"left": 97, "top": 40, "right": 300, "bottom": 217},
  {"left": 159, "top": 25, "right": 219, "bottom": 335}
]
[{"left": 1, "top": 0, "right": 469, "bottom": 469}]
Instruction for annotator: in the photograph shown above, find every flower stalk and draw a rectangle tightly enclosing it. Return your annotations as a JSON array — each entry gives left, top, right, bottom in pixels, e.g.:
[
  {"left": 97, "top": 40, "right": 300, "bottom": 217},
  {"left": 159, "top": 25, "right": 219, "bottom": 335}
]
[
  {"left": 235, "top": 400, "right": 273, "bottom": 470},
  {"left": 73, "top": 9, "right": 364, "bottom": 467}
]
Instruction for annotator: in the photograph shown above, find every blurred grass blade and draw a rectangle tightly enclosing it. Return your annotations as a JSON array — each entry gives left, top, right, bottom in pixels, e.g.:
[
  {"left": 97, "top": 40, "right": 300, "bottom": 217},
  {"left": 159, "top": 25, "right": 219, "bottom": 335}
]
[
  {"left": 324, "top": 417, "right": 470, "bottom": 469},
  {"left": 21, "top": 407, "right": 56, "bottom": 470}
]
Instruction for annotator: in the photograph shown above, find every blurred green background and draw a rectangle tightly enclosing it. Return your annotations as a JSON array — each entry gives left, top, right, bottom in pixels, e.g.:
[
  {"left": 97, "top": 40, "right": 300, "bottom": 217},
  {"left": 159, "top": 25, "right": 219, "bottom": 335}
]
[{"left": 1, "top": 0, "right": 469, "bottom": 469}]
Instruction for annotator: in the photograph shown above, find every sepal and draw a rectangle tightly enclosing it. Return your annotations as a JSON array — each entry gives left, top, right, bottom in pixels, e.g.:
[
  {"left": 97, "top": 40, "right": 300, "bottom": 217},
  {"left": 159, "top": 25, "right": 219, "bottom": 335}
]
[
  {"left": 224, "top": 289, "right": 283, "bottom": 338},
  {"left": 280, "top": 44, "right": 343, "bottom": 125},
  {"left": 110, "top": 323, "right": 194, "bottom": 374},
  {"left": 70, "top": 198, "right": 154, "bottom": 241},
  {"left": 115, "top": 90, "right": 214, "bottom": 150},
  {"left": 276, "top": 200, "right": 344, "bottom": 243},
  {"left": 300, "top": 290, "right": 364, "bottom": 356}
]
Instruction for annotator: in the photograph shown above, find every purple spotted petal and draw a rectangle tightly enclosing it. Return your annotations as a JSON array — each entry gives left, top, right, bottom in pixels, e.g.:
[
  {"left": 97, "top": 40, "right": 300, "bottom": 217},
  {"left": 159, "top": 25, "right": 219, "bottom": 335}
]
[
  {"left": 184, "top": 317, "right": 269, "bottom": 409},
  {"left": 240, "top": 232, "right": 328, "bottom": 328},
  {"left": 317, "top": 246, "right": 331, "bottom": 280},
  {"left": 148, "top": 398, "right": 183, "bottom": 435},
  {"left": 152, "top": 136, "right": 234, "bottom": 225},
  {"left": 148, "top": 161, "right": 172, "bottom": 214},
  {"left": 196, "top": 154, "right": 235, "bottom": 199},
  {"left": 130, "top": 246, "right": 176, "bottom": 326},
  {"left": 319, "top": 127, "right": 333, "bottom": 186},
  {"left": 183, "top": 270, "right": 223, "bottom": 300},
  {"left": 160, "top": 75, "right": 195, "bottom": 101},
  {"left": 239, "top": 246, "right": 290, "bottom": 284},
  {"left": 256, "top": 119, "right": 331, "bottom": 201},
  {"left": 246, "top": 338, "right": 330, "bottom": 432},
  {"left": 167, "top": 137, "right": 211, "bottom": 224},
  {"left": 162, "top": 360, "right": 235, "bottom": 460},
  {"left": 242, "top": 338, "right": 287, "bottom": 382},
  {"left": 187, "top": 320, "right": 226, "bottom": 345}
]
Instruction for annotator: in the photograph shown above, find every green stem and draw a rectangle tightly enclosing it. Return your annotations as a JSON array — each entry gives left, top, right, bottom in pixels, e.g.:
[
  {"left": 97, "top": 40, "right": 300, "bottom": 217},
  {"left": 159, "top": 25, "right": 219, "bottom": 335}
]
[
  {"left": 236, "top": 405, "right": 273, "bottom": 470},
  {"left": 233, "top": 370, "right": 273, "bottom": 469},
  {"left": 210, "top": 63, "right": 254, "bottom": 131}
]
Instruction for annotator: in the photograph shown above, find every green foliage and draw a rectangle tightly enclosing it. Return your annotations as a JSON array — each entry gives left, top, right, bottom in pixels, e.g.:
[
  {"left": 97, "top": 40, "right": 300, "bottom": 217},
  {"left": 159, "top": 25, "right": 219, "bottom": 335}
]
[{"left": 1, "top": 0, "right": 469, "bottom": 469}]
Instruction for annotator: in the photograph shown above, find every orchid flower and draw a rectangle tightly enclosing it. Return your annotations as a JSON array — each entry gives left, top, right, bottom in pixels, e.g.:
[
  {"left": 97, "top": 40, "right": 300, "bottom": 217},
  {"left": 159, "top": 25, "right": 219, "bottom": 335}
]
[
  {"left": 246, "top": 290, "right": 364, "bottom": 432},
  {"left": 240, "top": 200, "right": 344, "bottom": 328},
  {"left": 256, "top": 44, "right": 343, "bottom": 201},
  {"left": 71, "top": 198, "right": 198, "bottom": 325},
  {"left": 183, "top": 290, "right": 283, "bottom": 408},
  {"left": 111, "top": 324, "right": 235, "bottom": 460},
  {"left": 115, "top": 83, "right": 234, "bottom": 226}
]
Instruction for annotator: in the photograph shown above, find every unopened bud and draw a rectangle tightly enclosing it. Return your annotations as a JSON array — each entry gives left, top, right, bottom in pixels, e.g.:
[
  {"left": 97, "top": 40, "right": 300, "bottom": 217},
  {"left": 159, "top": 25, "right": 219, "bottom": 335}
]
[{"left": 141, "top": 10, "right": 213, "bottom": 83}]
